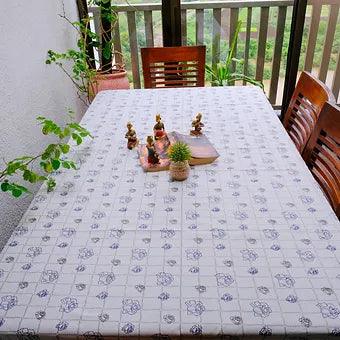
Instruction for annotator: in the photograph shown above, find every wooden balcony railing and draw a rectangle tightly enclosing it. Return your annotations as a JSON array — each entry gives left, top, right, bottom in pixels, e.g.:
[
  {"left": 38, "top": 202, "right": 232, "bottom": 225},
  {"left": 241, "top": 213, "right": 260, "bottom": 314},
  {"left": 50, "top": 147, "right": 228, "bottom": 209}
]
[{"left": 89, "top": 0, "right": 340, "bottom": 106}]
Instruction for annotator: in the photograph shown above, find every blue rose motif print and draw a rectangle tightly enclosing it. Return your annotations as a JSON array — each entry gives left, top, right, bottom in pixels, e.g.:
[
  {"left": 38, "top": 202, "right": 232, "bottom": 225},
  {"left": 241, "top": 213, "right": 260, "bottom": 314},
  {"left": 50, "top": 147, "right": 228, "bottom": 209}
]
[
  {"left": 315, "top": 229, "right": 332, "bottom": 240},
  {"left": 297, "top": 250, "right": 315, "bottom": 262},
  {"left": 78, "top": 247, "right": 94, "bottom": 259},
  {"left": 163, "top": 314, "right": 175, "bottom": 324},
  {"left": 263, "top": 229, "right": 279, "bottom": 240},
  {"left": 275, "top": 274, "right": 295, "bottom": 288},
  {"left": 59, "top": 297, "right": 78, "bottom": 313},
  {"left": 132, "top": 248, "right": 148, "bottom": 260},
  {"left": 122, "top": 299, "right": 141, "bottom": 315},
  {"left": 160, "top": 228, "right": 175, "bottom": 239},
  {"left": 186, "top": 249, "right": 202, "bottom": 260},
  {"left": 299, "top": 316, "right": 312, "bottom": 327},
  {"left": 282, "top": 211, "right": 298, "bottom": 220},
  {"left": 138, "top": 211, "right": 152, "bottom": 220},
  {"left": 16, "top": 328, "right": 39, "bottom": 340},
  {"left": 211, "top": 228, "right": 226, "bottom": 239},
  {"left": 121, "top": 322, "right": 135, "bottom": 334},
  {"left": 299, "top": 195, "right": 313, "bottom": 204},
  {"left": 185, "top": 300, "right": 205, "bottom": 316},
  {"left": 317, "top": 302, "right": 340, "bottom": 319},
  {"left": 0, "top": 295, "right": 18, "bottom": 311},
  {"left": 240, "top": 249, "right": 258, "bottom": 262},
  {"left": 109, "top": 229, "right": 125, "bottom": 238},
  {"left": 233, "top": 211, "right": 248, "bottom": 220},
  {"left": 230, "top": 315, "right": 243, "bottom": 325},
  {"left": 215, "top": 273, "right": 234, "bottom": 287},
  {"left": 185, "top": 210, "right": 200, "bottom": 220},
  {"left": 98, "top": 272, "right": 115, "bottom": 285},
  {"left": 163, "top": 195, "right": 176, "bottom": 204},
  {"left": 251, "top": 301, "right": 272, "bottom": 317},
  {"left": 26, "top": 247, "right": 42, "bottom": 258},
  {"left": 156, "top": 272, "right": 174, "bottom": 286},
  {"left": 56, "top": 321, "right": 69, "bottom": 332},
  {"left": 190, "top": 324, "right": 202, "bottom": 335},
  {"left": 40, "top": 270, "right": 59, "bottom": 283}
]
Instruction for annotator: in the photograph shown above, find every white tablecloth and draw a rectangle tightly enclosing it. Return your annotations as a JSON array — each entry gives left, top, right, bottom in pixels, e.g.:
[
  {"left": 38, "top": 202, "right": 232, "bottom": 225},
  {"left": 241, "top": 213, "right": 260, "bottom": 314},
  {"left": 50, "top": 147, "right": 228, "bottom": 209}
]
[{"left": 0, "top": 87, "right": 339, "bottom": 339}]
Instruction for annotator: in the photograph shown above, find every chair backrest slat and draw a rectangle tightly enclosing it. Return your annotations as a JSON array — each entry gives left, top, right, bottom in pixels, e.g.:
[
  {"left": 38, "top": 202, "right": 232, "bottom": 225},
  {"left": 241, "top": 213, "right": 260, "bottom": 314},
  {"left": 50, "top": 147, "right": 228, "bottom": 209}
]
[
  {"left": 141, "top": 46, "right": 206, "bottom": 89},
  {"left": 302, "top": 101, "right": 340, "bottom": 217},
  {"left": 283, "top": 71, "right": 335, "bottom": 154}
]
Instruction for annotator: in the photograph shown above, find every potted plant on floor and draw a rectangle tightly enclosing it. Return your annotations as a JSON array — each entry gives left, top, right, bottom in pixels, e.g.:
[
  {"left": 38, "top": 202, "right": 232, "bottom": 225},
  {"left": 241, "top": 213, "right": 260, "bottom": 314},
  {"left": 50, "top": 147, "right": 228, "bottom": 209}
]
[
  {"left": 205, "top": 20, "right": 263, "bottom": 88},
  {"left": 168, "top": 142, "right": 191, "bottom": 181},
  {"left": 46, "top": 0, "right": 129, "bottom": 105}
]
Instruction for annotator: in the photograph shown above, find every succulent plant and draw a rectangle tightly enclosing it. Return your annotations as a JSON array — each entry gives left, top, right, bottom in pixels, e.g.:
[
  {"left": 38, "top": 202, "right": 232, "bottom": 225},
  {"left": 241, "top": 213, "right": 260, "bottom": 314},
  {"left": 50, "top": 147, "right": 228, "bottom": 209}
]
[{"left": 168, "top": 142, "right": 191, "bottom": 163}]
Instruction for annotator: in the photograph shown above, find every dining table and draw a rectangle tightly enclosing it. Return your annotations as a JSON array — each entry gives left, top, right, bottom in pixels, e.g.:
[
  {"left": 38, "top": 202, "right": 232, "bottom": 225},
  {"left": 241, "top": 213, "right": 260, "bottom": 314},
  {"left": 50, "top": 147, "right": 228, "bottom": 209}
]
[{"left": 0, "top": 86, "right": 339, "bottom": 339}]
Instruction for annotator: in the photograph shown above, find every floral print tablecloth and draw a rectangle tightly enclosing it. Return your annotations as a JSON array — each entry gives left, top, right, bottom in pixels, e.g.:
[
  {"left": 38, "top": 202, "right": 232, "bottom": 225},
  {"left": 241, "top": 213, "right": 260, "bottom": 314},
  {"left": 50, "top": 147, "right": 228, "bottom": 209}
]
[{"left": 0, "top": 87, "right": 339, "bottom": 339}]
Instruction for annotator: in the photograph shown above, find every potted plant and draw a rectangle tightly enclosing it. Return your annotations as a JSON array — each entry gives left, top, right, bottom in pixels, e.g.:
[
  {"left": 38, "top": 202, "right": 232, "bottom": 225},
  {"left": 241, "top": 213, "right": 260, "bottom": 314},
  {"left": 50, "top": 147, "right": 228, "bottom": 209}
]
[
  {"left": 46, "top": 0, "right": 129, "bottom": 105},
  {"left": 168, "top": 142, "right": 191, "bottom": 181},
  {"left": 205, "top": 21, "right": 263, "bottom": 88}
]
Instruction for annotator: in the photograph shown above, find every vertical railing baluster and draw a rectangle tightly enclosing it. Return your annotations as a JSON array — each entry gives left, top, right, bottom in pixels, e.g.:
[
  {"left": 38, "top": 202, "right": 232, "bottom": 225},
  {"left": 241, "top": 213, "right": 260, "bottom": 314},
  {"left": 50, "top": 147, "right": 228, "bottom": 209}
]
[
  {"left": 212, "top": 8, "right": 222, "bottom": 71},
  {"left": 318, "top": 3, "right": 339, "bottom": 82},
  {"left": 243, "top": 7, "right": 252, "bottom": 85},
  {"left": 93, "top": 8, "right": 102, "bottom": 67},
  {"left": 255, "top": 7, "right": 269, "bottom": 82},
  {"left": 144, "top": 10, "right": 154, "bottom": 47},
  {"left": 113, "top": 14, "right": 123, "bottom": 65},
  {"left": 196, "top": 9, "right": 204, "bottom": 45},
  {"left": 304, "top": 3, "right": 321, "bottom": 72},
  {"left": 332, "top": 52, "right": 340, "bottom": 101},
  {"left": 127, "top": 11, "right": 141, "bottom": 89},
  {"left": 229, "top": 8, "right": 239, "bottom": 83},
  {"left": 269, "top": 6, "right": 287, "bottom": 105},
  {"left": 181, "top": 9, "right": 187, "bottom": 45}
]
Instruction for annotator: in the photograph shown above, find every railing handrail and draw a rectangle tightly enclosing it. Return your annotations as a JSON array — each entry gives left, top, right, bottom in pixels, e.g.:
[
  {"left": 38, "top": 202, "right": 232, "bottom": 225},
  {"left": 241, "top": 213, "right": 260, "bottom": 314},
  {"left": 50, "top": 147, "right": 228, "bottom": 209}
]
[
  {"left": 90, "top": 0, "right": 295, "bottom": 13},
  {"left": 88, "top": 0, "right": 340, "bottom": 104}
]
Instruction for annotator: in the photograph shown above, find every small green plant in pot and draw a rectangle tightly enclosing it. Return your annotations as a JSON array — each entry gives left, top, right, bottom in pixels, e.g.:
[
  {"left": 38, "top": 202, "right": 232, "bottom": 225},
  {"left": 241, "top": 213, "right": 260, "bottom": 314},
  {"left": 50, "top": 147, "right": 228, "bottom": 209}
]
[
  {"left": 205, "top": 20, "right": 264, "bottom": 89},
  {"left": 168, "top": 142, "right": 191, "bottom": 181}
]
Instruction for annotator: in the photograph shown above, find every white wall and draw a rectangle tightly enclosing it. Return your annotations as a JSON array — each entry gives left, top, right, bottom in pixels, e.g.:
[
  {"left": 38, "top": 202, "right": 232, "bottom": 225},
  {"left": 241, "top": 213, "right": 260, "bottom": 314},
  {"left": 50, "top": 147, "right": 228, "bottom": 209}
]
[{"left": 0, "top": 0, "right": 85, "bottom": 250}]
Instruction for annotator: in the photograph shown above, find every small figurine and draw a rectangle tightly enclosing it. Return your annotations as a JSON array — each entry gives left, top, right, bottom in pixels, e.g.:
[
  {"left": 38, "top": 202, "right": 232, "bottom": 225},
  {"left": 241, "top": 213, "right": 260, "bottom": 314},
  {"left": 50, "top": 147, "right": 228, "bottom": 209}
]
[
  {"left": 125, "top": 122, "right": 138, "bottom": 149},
  {"left": 153, "top": 114, "right": 166, "bottom": 140},
  {"left": 190, "top": 113, "right": 204, "bottom": 136},
  {"left": 146, "top": 136, "right": 160, "bottom": 165}
]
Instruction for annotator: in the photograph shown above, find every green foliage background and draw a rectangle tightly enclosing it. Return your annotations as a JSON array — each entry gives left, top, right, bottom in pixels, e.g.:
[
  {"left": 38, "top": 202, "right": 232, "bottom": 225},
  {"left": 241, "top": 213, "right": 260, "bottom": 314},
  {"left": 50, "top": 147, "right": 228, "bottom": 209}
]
[{"left": 110, "top": 1, "right": 339, "bottom": 90}]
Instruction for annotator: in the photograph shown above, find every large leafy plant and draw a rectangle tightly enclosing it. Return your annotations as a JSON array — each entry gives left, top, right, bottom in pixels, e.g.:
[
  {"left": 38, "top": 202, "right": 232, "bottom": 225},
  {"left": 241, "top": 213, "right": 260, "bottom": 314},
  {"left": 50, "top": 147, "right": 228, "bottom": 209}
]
[
  {"left": 0, "top": 112, "right": 92, "bottom": 197},
  {"left": 206, "top": 21, "right": 264, "bottom": 89},
  {"left": 46, "top": 1, "right": 119, "bottom": 104}
]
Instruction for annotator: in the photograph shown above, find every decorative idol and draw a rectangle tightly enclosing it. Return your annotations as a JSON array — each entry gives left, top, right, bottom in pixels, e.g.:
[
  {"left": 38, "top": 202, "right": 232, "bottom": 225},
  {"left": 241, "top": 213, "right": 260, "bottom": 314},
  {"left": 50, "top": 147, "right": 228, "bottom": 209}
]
[
  {"left": 146, "top": 136, "right": 160, "bottom": 164},
  {"left": 190, "top": 113, "right": 204, "bottom": 136},
  {"left": 153, "top": 114, "right": 166, "bottom": 140},
  {"left": 125, "top": 122, "right": 138, "bottom": 149}
]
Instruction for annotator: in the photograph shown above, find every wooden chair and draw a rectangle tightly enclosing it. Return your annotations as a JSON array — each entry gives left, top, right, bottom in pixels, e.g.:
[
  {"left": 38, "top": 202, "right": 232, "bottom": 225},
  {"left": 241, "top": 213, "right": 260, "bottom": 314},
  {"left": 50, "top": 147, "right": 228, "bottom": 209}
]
[
  {"left": 283, "top": 71, "right": 335, "bottom": 154},
  {"left": 141, "top": 46, "right": 206, "bottom": 89},
  {"left": 302, "top": 101, "right": 340, "bottom": 217}
]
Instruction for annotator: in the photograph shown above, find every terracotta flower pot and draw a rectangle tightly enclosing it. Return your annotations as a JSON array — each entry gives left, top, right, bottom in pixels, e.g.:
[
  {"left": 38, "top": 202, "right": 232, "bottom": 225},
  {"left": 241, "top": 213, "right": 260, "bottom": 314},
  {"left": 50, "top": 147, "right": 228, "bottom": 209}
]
[
  {"left": 90, "top": 70, "right": 130, "bottom": 100},
  {"left": 169, "top": 161, "right": 190, "bottom": 181}
]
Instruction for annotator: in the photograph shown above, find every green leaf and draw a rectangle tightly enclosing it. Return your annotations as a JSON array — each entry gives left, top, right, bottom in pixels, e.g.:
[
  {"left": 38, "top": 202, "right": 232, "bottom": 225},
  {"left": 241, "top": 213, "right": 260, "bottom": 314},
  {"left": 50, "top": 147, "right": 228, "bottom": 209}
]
[
  {"left": 60, "top": 144, "right": 70, "bottom": 154},
  {"left": 72, "top": 133, "right": 82, "bottom": 145},
  {"left": 1, "top": 182, "right": 10, "bottom": 192},
  {"left": 62, "top": 161, "right": 71, "bottom": 169},
  {"left": 12, "top": 188, "right": 23, "bottom": 197},
  {"left": 51, "top": 159, "right": 61, "bottom": 170}
]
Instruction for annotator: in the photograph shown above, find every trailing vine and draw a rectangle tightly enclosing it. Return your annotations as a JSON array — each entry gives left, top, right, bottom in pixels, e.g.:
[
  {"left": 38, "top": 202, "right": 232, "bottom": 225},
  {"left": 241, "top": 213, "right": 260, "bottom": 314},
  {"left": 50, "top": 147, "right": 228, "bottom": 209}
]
[{"left": 0, "top": 111, "right": 92, "bottom": 197}]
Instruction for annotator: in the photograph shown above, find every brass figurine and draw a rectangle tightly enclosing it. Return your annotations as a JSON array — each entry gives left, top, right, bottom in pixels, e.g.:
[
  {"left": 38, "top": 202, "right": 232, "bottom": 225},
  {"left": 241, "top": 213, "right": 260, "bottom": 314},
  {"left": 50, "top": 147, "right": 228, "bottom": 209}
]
[
  {"left": 190, "top": 113, "right": 204, "bottom": 136},
  {"left": 153, "top": 114, "right": 166, "bottom": 140},
  {"left": 146, "top": 136, "right": 160, "bottom": 164},
  {"left": 125, "top": 122, "right": 138, "bottom": 149}
]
